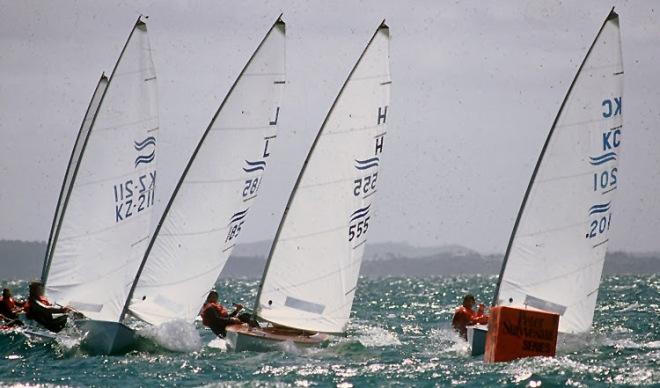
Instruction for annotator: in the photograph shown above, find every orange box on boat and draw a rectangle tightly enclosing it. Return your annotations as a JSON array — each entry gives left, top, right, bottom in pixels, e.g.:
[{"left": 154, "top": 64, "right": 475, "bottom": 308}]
[{"left": 484, "top": 306, "right": 559, "bottom": 363}]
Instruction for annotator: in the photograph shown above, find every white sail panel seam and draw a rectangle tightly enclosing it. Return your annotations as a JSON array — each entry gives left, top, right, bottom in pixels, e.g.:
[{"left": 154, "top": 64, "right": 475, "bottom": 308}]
[
  {"left": 300, "top": 176, "right": 363, "bottom": 189},
  {"left": 555, "top": 117, "right": 621, "bottom": 131},
  {"left": 347, "top": 73, "right": 390, "bottom": 81},
  {"left": 159, "top": 226, "right": 230, "bottom": 237},
  {"left": 581, "top": 63, "right": 623, "bottom": 72},
  {"left": 279, "top": 224, "right": 346, "bottom": 241},
  {"left": 210, "top": 126, "right": 276, "bottom": 132},
  {"left": 515, "top": 220, "right": 587, "bottom": 238},
  {"left": 75, "top": 166, "right": 156, "bottom": 187},
  {"left": 184, "top": 178, "right": 245, "bottom": 184},
  {"left": 57, "top": 216, "right": 151, "bottom": 242},
  {"left": 322, "top": 124, "right": 384, "bottom": 137},
  {"left": 518, "top": 171, "right": 594, "bottom": 185},
  {"left": 113, "top": 66, "right": 157, "bottom": 77}
]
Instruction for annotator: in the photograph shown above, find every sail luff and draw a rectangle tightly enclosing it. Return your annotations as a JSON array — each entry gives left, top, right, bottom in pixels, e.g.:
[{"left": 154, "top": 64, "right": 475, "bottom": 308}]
[
  {"left": 42, "top": 73, "right": 108, "bottom": 284},
  {"left": 122, "top": 15, "right": 285, "bottom": 324},
  {"left": 42, "top": 16, "right": 145, "bottom": 288},
  {"left": 254, "top": 21, "right": 389, "bottom": 331},
  {"left": 492, "top": 8, "right": 618, "bottom": 307},
  {"left": 45, "top": 16, "right": 159, "bottom": 322}
]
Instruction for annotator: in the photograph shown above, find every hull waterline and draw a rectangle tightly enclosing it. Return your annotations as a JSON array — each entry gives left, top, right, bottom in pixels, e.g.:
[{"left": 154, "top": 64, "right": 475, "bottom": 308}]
[
  {"left": 77, "top": 320, "right": 136, "bottom": 355},
  {"left": 225, "top": 324, "right": 329, "bottom": 352}
]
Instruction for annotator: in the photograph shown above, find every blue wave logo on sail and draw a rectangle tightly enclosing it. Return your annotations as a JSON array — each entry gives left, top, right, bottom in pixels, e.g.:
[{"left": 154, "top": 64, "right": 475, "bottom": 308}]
[
  {"left": 228, "top": 209, "right": 248, "bottom": 225},
  {"left": 350, "top": 205, "right": 370, "bottom": 222},
  {"left": 589, "top": 152, "right": 617, "bottom": 166},
  {"left": 134, "top": 136, "right": 156, "bottom": 167},
  {"left": 243, "top": 160, "right": 266, "bottom": 173},
  {"left": 588, "top": 202, "right": 611, "bottom": 216},
  {"left": 355, "top": 157, "right": 379, "bottom": 170}
]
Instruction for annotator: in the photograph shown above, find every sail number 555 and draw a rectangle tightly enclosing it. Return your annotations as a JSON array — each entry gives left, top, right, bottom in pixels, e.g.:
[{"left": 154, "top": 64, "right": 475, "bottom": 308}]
[{"left": 349, "top": 216, "right": 370, "bottom": 241}]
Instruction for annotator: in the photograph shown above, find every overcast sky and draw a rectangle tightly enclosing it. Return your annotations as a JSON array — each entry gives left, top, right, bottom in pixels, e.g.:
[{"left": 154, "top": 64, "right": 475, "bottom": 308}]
[{"left": 1, "top": 0, "right": 658, "bottom": 254}]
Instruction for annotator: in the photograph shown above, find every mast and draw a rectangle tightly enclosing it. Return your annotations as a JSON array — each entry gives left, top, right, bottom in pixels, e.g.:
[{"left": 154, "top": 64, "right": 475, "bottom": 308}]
[
  {"left": 42, "top": 16, "right": 144, "bottom": 286},
  {"left": 41, "top": 73, "right": 107, "bottom": 283},
  {"left": 492, "top": 8, "right": 619, "bottom": 306},
  {"left": 253, "top": 20, "right": 389, "bottom": 318},
  {"left": 119, "top": 15, "right": 285, "bottom": 322}
]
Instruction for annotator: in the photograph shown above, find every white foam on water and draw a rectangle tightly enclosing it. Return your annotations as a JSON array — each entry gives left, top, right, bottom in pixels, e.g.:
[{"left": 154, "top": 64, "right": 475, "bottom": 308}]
[
  {"left": 355, "top": 325, "right": 401, "bottom": 347},
  {"left": 55, "top": 333, "right": 81, "bottom": 351},
  {"left": 276, "top": 339, "right": 305, "bottom": 354},
  {"left": 427, "top": 328, "right": 469, "bottom": 356},
  {"left": 206, "top": 337, "right": 228, "bottom": 351},
  {"left": 620, "top": 302, "right": 640, "bottom": 312},
  {"left": 603, "top": 337, "right": 643, "bottom": 349},
  {"left": 610, "top": 325, "right": 633, "bottom": 334},
  {"left": 139, "top": 319, "right": 202, "bottom": 352}
]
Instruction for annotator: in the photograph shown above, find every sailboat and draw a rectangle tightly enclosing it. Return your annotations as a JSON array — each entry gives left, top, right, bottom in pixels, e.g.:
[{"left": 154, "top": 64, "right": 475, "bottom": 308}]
[
  {"left": 225, "top": 20, "right": 391, "bottom": 351},
  {"left": 122, "top": 16, "right": 285, "bottom": 333},
  {"left": 489, "top": 8, "right": 623, "bottom": 338},
  {"left": 40, "top": 16, "right": 159, "bottom": 353}
]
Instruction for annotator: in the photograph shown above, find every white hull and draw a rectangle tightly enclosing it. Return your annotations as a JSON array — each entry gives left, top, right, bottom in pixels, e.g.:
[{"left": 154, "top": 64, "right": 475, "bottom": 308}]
[
  {"left": 77, "top": 320, "right": 136, "bottom": 354},
  {"left": 225, "top": 324, "right": 329, "bottom": 352}
]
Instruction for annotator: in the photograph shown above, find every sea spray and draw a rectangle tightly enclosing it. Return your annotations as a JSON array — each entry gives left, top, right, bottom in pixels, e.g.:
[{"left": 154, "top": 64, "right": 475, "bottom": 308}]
[
  {"left": 353, "top": 324, "right": 401, "bottom": 347},
  {"left": 139, "top": 320, "right": 202, "bottom": 352},
  {"left": 206, "top": 337, "right": 228, "bottom": 351}
]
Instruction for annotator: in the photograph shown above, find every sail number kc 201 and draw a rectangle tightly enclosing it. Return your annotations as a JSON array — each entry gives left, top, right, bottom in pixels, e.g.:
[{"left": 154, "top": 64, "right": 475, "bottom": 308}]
[
  {"left": 349, "top": 105, "right": 387, "bottom": 244},
  {"left": 586, "top": 97, "right": 621, "bottom": 241}
]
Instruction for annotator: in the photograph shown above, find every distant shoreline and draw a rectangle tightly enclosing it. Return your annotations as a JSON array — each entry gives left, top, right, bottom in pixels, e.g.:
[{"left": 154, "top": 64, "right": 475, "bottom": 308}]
[{"left": 3, "top": 239, "right": 657, "bottom": 281}]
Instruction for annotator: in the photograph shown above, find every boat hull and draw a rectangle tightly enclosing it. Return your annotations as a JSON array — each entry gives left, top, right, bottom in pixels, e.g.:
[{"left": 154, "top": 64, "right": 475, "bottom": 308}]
[
  {"left": 225, "top": 324, "right": 329, "bottom": 352},
  {"left": 77, "top": 320, "right": 136, "bottom": 355},
  {"left": 467, "top": 324, "right": 488, "bottom": 356}
]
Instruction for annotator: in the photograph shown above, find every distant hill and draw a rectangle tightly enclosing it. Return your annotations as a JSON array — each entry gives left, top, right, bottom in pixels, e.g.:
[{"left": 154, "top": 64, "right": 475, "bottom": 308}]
[{"left": 1, "top": 239, "right": 658, "bottom": 280}]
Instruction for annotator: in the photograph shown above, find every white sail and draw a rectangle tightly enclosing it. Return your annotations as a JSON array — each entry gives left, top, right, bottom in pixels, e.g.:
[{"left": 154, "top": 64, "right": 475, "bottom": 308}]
[
  {"left": 256, "top": 22, "right": 390, "bottom": 334},
  {"left": 494, "top": 10, "right": 623, "bottom": 334},
  {"left": 45, "top": 18, "right": 159, "bottom": 322},
  {"left": 42, "top": 74, "right": 109, "bottom": 282},
  {"left": 126, "top": 18, "right": 285, "bottom": 326}
]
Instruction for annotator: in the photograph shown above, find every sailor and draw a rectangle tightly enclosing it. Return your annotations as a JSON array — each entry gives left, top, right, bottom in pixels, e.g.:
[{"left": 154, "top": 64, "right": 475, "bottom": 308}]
[
  {"left": 0, "top": 288, "right": 25, "bottom": 326},
  {"left": 201, "top": 290, "right": 244, "bottom": 337},
  {"left": 24, "top": 281, "right": 71, "bottom": 333},
  {"left": 452, "top": 294, "right": 489, "bottom": 340}
]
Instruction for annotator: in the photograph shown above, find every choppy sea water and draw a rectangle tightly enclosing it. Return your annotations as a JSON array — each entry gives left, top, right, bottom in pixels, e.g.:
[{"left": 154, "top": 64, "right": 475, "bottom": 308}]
[{"left": 1, "top": 275, "right": 658, "bottom": 387}]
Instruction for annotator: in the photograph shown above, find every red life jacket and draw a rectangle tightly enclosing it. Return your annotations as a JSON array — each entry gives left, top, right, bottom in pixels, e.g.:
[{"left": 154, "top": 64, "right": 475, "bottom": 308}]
[
  {"left": 452, "top": 305, "right": 489, "bottom": 338},
  {"left": 2, "top": 297, "right": 17, "bottom": 310},
  {"left": 25, "top": 296, "right": 51, "bottom": 314},
  {"left": 201, "top": 302, "right": 228, "bottom": 326}
]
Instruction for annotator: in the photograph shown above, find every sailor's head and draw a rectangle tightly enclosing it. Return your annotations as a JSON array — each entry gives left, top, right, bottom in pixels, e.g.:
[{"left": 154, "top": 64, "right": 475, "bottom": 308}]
[
  {"left": 29, "top": 281, "right": 44, "bottom": 299},
  {"left": 206, "top": 290, "right": 219, "bottom": 303},
  {"left": 462, "top": 294, "right": 476, "bottom": 308},
  {"left": 2, "top": 288, "right": 10, "bottom": 298}
]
